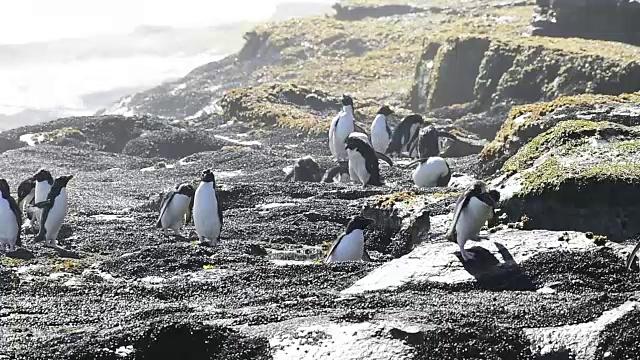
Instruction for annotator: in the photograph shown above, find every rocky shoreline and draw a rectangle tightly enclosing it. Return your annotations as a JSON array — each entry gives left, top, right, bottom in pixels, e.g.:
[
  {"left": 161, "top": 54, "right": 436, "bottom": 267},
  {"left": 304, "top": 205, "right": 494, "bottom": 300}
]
[{"left": 2, "top": 0, "right": 640, "bottom": 359}]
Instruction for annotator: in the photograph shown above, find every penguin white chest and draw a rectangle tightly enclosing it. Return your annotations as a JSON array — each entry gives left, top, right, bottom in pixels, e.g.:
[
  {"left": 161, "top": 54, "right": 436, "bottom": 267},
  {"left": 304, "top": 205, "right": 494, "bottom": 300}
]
[
  {"left": 35, "top": 182, "right": 51, "bottom": 203},
  {"left": 455, "top": 197, "right": 492, "bottom": 242},
  {"left": 161, "top": 194, "right": 190, "bottom": 229},
  {"left": 371, "top": 115, "right": 390, "bottom": 153},
  {"left": 333, "top": 113, "right": 354, "bottom": 160},
  {"left": 347, "top": 149, "right": 370, "bottom": 185},
  {"left": 327, "top": 230, "right": 365, "bottom": 262},
  {"left": 44, "top": 189, "right": 68, "bottom": 240},
  {"left": 0, "top": 198, "right": 18, "bottom": 246},
  {"left": 412, "top": 157, "right": 450, "bottom": 188},
  {"left": 193, "top": 183, "right": 221, "bottom": 242}
]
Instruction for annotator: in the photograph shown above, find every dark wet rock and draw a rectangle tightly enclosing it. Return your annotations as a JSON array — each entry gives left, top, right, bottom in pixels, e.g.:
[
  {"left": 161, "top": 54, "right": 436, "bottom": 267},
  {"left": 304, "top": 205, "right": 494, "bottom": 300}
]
[
  {"left": 531, "top": 0, "right": 640, "bottom": 45},
  {"left": 361, "top": 191, "right": 459, "bottom": 257},
  {"left": 122, "top": 129, "right": 224, "bottom": 159},
  {"left": 480, "top": 94, "right": 640, "bottom": 175},
  {"left": 413, "top": 323, "right": 534, "bottom": 359},
  {"left": 1, "top": 115, "right": 171, "bottom": 154},
  {"left": 492, "top": 120, "right": 640, "bottom": 240},
  {"left": 333, "top": 3, "right": 427, "bottom": 21},
  {"left": 0, "top": 134, "right": 26, "bottom": 154},
  {"left": 453, "top": 103, "right": 511, "bottom": 140},
  {"left": 595, "top": 305, "right": 640, "bottom": 359}
]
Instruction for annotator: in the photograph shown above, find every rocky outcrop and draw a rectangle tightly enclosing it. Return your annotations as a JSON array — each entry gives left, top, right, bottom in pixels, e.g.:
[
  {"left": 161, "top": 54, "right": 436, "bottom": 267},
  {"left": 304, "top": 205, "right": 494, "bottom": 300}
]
[
  {"left": 122, "top": 129, "right": 224, "bottom": 159},
  {"left": 411, "top": 36, "right": 640, "bottom": 140},
  {"left": 1, "top": 115, "right": 171, "bottom": 154},
  {"left": 480, "top": 93, "right": 640, "bottom": 174},
  {"left": 493, "top": 120, "right": 640, "bottom": 240},
  {"left": 332, "top": 3, "right": 427, "bottom": 21},
  {"left": 531, "top": 0, "right": 640, "bottom": 45}
]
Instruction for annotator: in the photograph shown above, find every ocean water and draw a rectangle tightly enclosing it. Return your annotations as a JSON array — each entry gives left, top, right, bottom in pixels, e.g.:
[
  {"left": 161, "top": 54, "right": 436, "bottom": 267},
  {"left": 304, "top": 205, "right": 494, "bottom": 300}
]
[{"left": 0, "top": 0, "right": 335, "bottom": 127}]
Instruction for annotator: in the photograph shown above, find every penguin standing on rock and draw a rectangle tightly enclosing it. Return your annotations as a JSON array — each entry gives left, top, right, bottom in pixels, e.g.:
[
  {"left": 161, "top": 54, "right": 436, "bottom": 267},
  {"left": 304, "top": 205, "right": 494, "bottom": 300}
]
[
  {"left": 324, "top": 215, "right": 373, "bottom": 263},
  {"left": 329, "top": 95, "right": 356, "bottom": 161},
  {"left": 405, "top": 126, "right": 452, "bottom": 188},
  {"left": 345, "top": 133, "right": 391, "bottom": 187},
  {"left": 34, "top": 175, "right": 73, "bottom": 247},
  {"left": 29, "top": 169, "right": 53, "bottom": 228},
  {"left": 386, "top": 114, "right": 424, "bottom": 158},
  {"left": 157, "top": 183, "right": 195, "bottom": 237},
  {"left": 193, "top": 169, "right": 223, "bottom": 246},
  {"left": 370, "top": 106, "right": 393, "bottom": 154},
  {"left": 0, "top": 179, "right": 22, "bottom": 251},
  {"left": 447, "top": 181, "right": 500, "bottom": 262}
]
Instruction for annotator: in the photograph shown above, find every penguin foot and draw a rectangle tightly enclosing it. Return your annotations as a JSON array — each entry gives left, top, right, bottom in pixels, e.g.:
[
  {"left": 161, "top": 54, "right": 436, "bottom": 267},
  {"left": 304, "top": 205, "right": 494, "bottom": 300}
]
[{"left": 460, "top": 249, "right": 475, "bottom": 262}]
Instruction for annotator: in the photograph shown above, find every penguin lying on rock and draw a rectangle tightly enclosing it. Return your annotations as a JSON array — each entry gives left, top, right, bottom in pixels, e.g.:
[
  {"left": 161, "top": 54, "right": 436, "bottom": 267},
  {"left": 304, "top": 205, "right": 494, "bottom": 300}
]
[
  {"left": 283, "top": 156, "right": 325, "bottom": 182},
  {"left": 403, "top": 125, "right": 452, "bottom": 188},
  {"left": 324, "top": 215, "right": 373, "bottom": 263},
  {"left": 0, "top": 179, "right": 22, "bottom": 252},
  {"left": 157, "top": 183, "right": 195, "bottom": 237},
  {"left": 447, "top": 181, "right": 500, "bottom": 262}
]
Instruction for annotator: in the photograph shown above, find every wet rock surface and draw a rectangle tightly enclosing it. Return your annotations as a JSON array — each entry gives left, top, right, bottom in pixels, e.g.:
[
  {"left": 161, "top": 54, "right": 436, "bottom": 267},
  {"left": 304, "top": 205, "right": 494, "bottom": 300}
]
[{"left": 2, "top": 110, "right": 640, "bottom": 359}]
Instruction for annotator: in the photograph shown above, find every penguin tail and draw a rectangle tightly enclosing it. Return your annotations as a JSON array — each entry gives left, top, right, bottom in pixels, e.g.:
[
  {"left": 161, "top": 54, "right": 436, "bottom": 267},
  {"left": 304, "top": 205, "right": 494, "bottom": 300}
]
[
  {"left": 155, "top": 219, "right": 163, "bottom": 229},
  {"left": 375, "top": 152, "right": 394, "bottom": 167}
]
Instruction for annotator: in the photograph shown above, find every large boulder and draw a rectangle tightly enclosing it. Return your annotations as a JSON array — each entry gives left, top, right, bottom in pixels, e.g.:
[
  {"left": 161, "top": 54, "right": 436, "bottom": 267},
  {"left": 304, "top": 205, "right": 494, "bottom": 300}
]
[
  {"left": 122, "top": 129, "right": 224, "bottom": 159},
  {"left": 480, "top": 93, "right": 640, "bottom": 175},
  {"left": 492, "top": 120, "right": 640, "bottom": 240}
]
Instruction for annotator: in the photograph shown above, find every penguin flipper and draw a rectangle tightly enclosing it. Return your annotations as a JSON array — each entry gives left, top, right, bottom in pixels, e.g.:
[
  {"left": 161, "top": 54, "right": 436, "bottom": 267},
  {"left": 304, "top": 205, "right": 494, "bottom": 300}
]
[
  {"left": 626, "top": 242, "right": 640, "bottom": 271},
  {"left": 35, "top": 206, "right": 50, "bottom": 242},
  {"left": 324, "top": 233, "right": 346, "bottom": 264},
  {"left": 283, "top": 169, "right": 294, "bottom": 182},
  {"left": 33, "top": 200, "right": 52, "bottom": 209},
  {"left": 7, "top": 196, "right": 22, "bottom": 247},
  {"left": 402, "top": 158, "right": 427, "bottom": 169},
  {"left": 447, "top": 190, "right": 473, "bottom": 243},
  {"left": 185, "top": 195, "right": 194, "bottom": 225},
  {"left": 17, "top": 179, "right": 35, "bottom": 204},
  {"left": 215, "top": 191, "right": 223, "bottom": 230},
  {"left": 157, "top": 191, "right": 176, "bottom": 228},
  {"left": 375, "top": 152, "right": 394, "bottom": 167}
]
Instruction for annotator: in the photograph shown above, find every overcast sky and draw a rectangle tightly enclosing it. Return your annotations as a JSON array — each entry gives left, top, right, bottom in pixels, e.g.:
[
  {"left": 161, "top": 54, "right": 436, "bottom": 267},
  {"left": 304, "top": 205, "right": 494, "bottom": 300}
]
[{"left": 1, "top": 0, "right": 335, "bottom": 44}]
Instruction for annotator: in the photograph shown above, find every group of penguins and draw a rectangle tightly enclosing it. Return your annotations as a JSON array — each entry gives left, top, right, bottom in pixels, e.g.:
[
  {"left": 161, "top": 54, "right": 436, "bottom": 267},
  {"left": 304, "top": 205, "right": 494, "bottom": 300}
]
[
  {"left": 283, "top": 94, "right": 502, "bottom": 262},
  {"left": 0, "top": 94, "right": 503, "bottom": 264}
]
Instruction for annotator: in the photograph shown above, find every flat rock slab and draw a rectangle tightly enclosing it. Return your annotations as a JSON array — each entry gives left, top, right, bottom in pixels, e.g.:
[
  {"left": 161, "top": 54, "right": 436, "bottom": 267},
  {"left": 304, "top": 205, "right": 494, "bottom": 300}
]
[{"left": 343, "top": 229, "right": 625, "bottom": 294}]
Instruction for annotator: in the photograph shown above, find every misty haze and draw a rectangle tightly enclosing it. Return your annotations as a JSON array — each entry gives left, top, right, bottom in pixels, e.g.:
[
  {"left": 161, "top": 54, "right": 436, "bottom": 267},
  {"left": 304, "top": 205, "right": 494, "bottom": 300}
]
[{"left": 2, "top": 0, "right": 640, "bottom": 359}]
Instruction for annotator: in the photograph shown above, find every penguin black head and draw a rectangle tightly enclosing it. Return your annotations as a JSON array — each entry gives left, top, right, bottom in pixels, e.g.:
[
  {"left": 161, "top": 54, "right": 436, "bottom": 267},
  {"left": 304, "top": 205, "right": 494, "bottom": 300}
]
[
  {"left": 377, "top": 106, "right": 393, "bottom": 117},
  {"left": 418, "top": 125, "right": 440, "bottom": 158},
  {"left": 488, "top": 190, "right": 501, "bottom": 204},
  {"left": 201, "top": 169, "right": 216, "bottom": 184},
  {"left": 177, "top": 183, "right": 195, "bottom": 197},
  {"left": 54, "top": 175, "right": 74, "bottom": 188},
  {"left": 31, "top": 169, "right": 53, "bottom": 184},
  {"left": 341, "top": 95, "right": 354, "bottom": 107},
  {"left": 471, "top": 180, "right": 488, "bottom": 195},
  {"left": 0, "top": 179, "right": 9, "bottom": 196},
  {"left": 346, "top": 216, "right": 374, "bottom": 233}
]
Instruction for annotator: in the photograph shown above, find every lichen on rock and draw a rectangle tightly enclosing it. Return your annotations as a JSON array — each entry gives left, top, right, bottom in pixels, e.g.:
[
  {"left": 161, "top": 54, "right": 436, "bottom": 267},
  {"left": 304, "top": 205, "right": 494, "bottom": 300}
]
[{"left": 493, "top": 119, "right": 640, "bottom": 240}]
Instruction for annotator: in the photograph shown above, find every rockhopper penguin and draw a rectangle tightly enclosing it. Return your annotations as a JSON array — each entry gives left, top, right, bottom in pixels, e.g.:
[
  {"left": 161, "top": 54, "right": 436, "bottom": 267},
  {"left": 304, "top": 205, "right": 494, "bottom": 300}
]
[
  {"left": 447, "top": 181, "right": 500, "bottom": 262},
  {"left": 193, "top": 169, "right": 223, "bottom": 246},
  {"left": 0, "top": 179, "right": 22, "bottom": 251},
  {"left": 34, "top": 175, "right": 73, "bottom": 247},
  {"left": 157, "top": 183, "right": 195, "bottom": 237},
  {"left": 370, "top": 105, "right": 393, "bottom": 154},
  {"left": 324, "top": 215, "right": 373, "bottom": 263},
  {"left": 329, "top": 95, "right": 356, "bottom": 161}
]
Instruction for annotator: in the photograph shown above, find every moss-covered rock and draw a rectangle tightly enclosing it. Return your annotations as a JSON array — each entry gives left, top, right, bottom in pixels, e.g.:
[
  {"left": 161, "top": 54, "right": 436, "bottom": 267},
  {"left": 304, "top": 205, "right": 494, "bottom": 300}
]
[
  {"left": 494, "top": 119, "right": 640, "bottom": 240},
  {"left": 480, "top": 93, "right": 640, "bottom": 174}
]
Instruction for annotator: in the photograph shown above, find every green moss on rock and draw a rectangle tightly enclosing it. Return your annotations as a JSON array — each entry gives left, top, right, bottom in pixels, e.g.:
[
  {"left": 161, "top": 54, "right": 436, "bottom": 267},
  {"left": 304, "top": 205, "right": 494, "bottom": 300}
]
[{"left": 480, "top": 93, "right": 640, "bottom": 173}]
